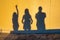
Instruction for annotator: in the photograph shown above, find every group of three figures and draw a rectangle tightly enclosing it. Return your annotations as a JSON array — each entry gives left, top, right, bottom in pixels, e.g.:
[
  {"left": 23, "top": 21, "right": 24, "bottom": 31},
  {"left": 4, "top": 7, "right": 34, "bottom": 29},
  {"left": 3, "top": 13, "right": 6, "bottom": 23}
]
[{"left": 12, "top": 5, "right": 46, "bottom": 31}]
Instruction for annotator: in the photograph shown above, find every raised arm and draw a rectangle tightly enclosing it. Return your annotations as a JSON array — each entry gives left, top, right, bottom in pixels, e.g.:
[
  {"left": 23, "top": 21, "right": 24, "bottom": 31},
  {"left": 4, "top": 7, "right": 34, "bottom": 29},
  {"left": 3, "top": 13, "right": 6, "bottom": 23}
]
[{"left": 16, "top": 5, "right": 19, "bottom": 15}]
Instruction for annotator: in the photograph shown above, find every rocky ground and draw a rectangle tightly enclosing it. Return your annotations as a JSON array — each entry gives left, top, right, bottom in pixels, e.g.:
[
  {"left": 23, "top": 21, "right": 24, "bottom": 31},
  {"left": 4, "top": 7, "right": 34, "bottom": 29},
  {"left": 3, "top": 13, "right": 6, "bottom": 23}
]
[{"left": 0, "top": 33, "right": 60, "bottom": 40}]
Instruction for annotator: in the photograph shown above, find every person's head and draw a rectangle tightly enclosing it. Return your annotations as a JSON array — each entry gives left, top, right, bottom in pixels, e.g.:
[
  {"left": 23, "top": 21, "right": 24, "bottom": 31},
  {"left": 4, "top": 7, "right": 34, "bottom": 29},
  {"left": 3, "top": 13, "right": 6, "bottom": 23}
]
[
  {"left": 25, "top": 8, "right": 29, "bottom": 14},
  {"left": 13, "top": 12, "right": 17, "bottom": 16},
  {"left": 38, "top": 6, "right": 42, "bottom": 12}
]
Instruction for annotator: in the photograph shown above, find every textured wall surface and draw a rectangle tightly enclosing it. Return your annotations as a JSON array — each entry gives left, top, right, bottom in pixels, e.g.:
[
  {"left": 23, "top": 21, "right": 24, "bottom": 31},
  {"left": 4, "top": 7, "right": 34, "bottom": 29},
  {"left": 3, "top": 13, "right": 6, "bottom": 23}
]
[{"left": 0, "top": 33, "right": 60, "bottom": 40}]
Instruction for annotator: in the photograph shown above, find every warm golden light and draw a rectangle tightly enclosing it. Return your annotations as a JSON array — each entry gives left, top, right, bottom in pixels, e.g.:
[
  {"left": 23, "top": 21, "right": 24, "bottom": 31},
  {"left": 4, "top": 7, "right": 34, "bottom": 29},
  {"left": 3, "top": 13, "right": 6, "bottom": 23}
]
[{"left": 0, "top": 0, "right": 60, "bottom": 33}]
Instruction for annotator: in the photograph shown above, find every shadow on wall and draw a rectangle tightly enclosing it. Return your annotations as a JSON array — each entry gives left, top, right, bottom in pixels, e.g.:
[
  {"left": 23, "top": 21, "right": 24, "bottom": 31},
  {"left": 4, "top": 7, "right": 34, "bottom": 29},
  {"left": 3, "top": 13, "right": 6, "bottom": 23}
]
[
  {"left": 22, "top": 8, "right": 33, "bottom": 31},
  {"left": 12, "top": 5, "right": 19, "bottom": 31},
  {"left": 12, "top": 5, "right": 46, "bottom": 32},
  {"left": 35, "top": 6, "right": 46, "bottom": 30}
]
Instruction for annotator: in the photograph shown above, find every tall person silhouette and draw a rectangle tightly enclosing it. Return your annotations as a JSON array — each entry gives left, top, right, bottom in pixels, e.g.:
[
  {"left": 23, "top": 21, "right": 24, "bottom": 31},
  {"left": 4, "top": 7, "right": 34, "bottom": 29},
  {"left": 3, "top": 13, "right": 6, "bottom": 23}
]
[
  {"left": 12, "top": 5, "right": 19, "bottom": 31},
  {"left": 35, "top": 6, "right": 46, "bottom": 30},
  {"left": 22, "top": 8, "right": 33, "bottom": 31}
]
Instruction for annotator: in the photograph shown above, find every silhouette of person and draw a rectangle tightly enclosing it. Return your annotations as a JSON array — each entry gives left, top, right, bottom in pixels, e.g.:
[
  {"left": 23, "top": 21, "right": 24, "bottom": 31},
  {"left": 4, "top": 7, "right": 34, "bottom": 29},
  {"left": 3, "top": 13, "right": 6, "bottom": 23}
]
[
  {"left": 35, "top": 6, "right": 46, "bottom": 30},
  {"left": 12, "top": 5, "right": 19, "bottom": 31},
  {"left": 22, "top": 8, "right": 33, "bottom": 31}
]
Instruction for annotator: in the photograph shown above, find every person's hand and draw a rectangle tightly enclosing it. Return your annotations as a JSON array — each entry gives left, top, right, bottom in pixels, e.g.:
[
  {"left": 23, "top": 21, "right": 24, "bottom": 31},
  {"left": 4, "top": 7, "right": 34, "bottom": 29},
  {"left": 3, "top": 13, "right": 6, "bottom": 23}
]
[
  {"left": 16, "top": 5, "right": 17, "bottom": 8},
  {"left": 31, "top": 21, "right": 32, "bottom": 24},
  {"left": 16, "top": 5, "right": 18, "bottom": 10}
]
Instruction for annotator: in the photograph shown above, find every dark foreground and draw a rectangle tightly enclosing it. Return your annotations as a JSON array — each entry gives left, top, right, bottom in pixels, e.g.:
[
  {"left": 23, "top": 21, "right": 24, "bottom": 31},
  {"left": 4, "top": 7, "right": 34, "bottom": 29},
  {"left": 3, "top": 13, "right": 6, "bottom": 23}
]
[{"left": 0, "top": 33, "right": 60, "bottom": 40}]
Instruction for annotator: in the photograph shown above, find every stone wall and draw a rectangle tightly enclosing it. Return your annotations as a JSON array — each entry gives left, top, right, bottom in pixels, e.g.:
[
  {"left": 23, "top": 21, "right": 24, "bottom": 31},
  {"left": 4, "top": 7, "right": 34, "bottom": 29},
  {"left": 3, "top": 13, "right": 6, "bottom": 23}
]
[{"left": 0, "top": 33, "right": 60, "bottom": 40}]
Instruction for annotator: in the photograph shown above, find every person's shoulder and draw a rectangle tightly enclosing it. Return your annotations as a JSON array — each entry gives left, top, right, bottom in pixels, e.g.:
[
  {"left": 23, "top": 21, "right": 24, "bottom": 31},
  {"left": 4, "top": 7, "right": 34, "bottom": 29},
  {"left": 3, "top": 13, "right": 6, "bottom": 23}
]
[
  {"left": 42, "top": 12, "right": 45, "bottom": 14},
  {"left": 36, "top": 12, "right": 39, "bottom": 15},
  {"left": 42, "top": 12, "right": 46, "bottom": 15},
  {"left": 42, "top": 12, "right": 46, "bottom": 17}
]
